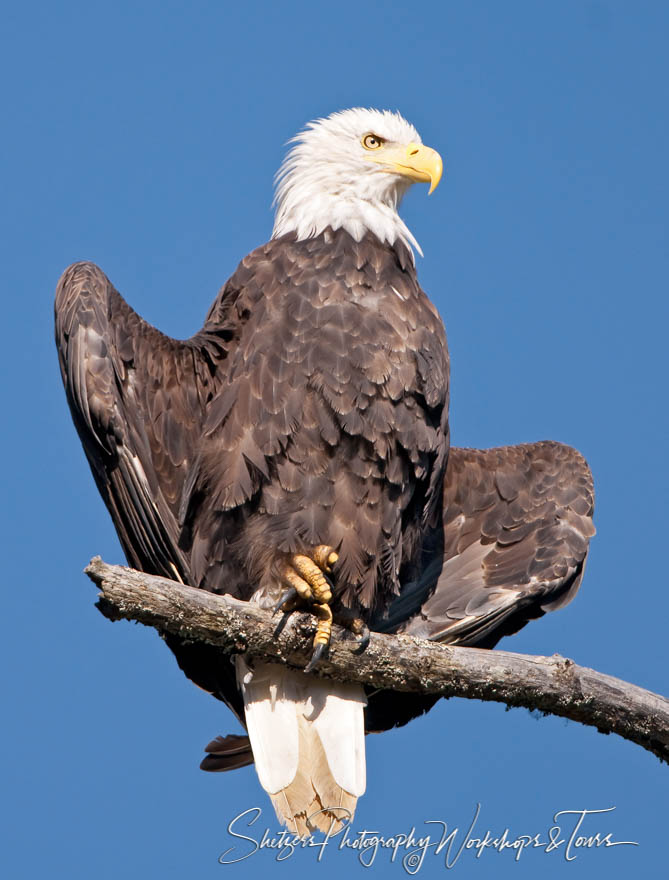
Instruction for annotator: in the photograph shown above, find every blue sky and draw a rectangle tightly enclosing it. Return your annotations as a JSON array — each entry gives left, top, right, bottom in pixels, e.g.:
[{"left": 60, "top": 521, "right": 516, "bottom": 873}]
[{"left": 2, "top": 1, "right": 668, "bottom": 877}]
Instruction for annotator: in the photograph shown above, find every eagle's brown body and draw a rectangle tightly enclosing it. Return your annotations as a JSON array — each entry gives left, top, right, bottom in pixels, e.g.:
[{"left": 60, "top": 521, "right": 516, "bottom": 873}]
[
  {"left": 56, "top": 215, "right": 594, "bottom": 826},
  {"left": 184, "top": 227, "right": 449, "bottom": 613}
]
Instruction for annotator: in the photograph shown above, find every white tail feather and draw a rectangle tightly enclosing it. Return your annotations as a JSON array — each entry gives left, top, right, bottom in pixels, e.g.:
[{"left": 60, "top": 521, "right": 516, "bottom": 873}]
[{"left": 237, "top": 658, "right": 366, "bottom": 834}]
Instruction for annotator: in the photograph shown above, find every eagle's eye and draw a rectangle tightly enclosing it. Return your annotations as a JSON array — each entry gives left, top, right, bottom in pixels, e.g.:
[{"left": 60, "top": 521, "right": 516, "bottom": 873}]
[{"left": 362, "top": 133, "right": 384, "bottom": 151}]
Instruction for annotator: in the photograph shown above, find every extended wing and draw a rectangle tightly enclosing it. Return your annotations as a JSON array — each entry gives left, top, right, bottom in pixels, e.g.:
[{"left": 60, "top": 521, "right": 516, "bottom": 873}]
[
  {"left": 392, "top": 441, "right": 595, "bottom": 647},
  {"left": 55, "top": 261, "right": 250, "bottom": 713},
  {"left": 55, "top": 261, "right": 211, "bottom": 583},
  {"left": 360, "top": 440, "right": 594, "bottom": 733}
]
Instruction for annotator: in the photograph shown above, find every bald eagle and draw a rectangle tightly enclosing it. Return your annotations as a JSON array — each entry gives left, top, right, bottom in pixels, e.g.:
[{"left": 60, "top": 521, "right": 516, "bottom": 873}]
[{"left": 55, "top": 108, "right": 594, "bottom": 834}]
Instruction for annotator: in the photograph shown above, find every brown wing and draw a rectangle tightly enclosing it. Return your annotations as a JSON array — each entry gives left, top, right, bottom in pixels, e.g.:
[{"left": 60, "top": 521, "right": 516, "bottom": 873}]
[
  {"left": 55, "top": 261, "right": 251, "bottom": 721},
  {"left": 55, "top": 261, "right": 213, "bottom": 582},
  {"left": 361, "top": 440, "right": 595, "bottom": 734},
  {"left": 381, "top": 440, "right": 595, "bottom": 647}
]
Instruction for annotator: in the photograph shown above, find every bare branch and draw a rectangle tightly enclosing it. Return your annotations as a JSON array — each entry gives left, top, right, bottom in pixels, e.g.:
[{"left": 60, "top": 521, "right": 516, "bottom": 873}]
[{"left": 85, "top": 557, "right": 669, "bottom": 764}]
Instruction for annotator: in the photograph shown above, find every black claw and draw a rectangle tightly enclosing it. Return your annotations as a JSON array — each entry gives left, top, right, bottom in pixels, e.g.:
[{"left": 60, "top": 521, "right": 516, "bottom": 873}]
[
  {"left": 304, "top": 642, "right": 327, "bottom": 674},
  {"left": 272, "top": 587, "right": 297, "bottom": 616},
  {"left": 352, "top": 624, "right": 370, "bottom": 654}
]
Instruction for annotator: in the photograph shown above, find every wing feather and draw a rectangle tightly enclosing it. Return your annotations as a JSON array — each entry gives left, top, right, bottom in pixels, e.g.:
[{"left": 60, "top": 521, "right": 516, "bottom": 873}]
[
  {"left": 380, "top": 441, "right": 595, "bottom": 647},
  {"left": 55, "top": 261, "right": 209, "bottom": 582}
]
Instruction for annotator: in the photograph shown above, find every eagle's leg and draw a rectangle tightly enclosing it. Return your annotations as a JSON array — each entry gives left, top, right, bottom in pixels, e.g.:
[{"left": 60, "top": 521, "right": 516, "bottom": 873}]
[{"left": 273, "top": 545, "right": 338, "bottom": 670}]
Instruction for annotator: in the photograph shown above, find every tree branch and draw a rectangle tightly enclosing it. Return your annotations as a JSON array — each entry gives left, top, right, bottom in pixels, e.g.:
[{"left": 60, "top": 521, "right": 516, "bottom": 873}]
[{"left": 85, "top": 556, "right": 669, "bottom": 764}]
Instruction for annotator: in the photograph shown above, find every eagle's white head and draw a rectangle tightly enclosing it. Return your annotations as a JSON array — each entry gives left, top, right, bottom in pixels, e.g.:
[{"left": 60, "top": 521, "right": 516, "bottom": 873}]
[{"left": 272, "top": 108, "right": 442, "bottom": 257}]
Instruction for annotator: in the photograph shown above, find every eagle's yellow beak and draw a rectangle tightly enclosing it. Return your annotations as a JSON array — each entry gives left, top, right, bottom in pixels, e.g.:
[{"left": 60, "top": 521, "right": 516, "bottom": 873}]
[{"left": 368, "top": 142, "right": 443, "bottom": 194}]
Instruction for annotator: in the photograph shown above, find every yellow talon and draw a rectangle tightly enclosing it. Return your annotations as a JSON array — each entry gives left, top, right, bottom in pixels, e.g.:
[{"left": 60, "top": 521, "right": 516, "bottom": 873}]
[
  {"left": 313, "top": 603, "right": 333, "bottom": 647},
  {"left": 275, "top": 546, "right": 338, "bottom": 671}
]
